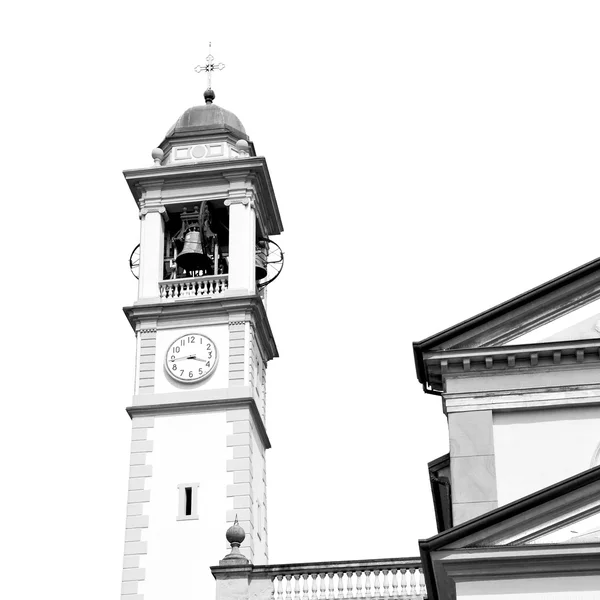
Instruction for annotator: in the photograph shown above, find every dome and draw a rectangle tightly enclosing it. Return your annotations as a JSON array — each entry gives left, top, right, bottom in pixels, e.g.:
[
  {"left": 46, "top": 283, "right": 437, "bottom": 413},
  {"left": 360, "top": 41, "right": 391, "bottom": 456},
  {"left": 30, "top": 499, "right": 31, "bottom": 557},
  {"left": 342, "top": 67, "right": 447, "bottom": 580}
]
[{"left": 166, "top": 102, "right": 247, "bottom": 140}]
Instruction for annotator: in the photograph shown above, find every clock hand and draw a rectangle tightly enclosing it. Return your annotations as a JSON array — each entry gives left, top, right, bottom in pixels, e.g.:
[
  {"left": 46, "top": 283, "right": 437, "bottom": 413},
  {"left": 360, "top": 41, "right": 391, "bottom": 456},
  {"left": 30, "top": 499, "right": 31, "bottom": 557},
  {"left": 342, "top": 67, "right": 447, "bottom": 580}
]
[{"left": 170, "top": 355, "right": 207, "bottom": 362}]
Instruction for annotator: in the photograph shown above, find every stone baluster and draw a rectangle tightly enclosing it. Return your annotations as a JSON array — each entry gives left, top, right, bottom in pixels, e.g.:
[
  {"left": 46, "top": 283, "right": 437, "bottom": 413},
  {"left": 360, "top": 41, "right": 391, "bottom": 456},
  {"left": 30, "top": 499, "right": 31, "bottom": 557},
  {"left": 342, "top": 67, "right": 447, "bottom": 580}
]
[
  {"left": 409, "top": 569, "right": 416, "bottom": 596},
  {"left": 364, "top": 571, "right": 371, "bottom": 598},
  {"left": 381, "top": 570, "right": 389, "bottom": 597},
  {"left": 286, "top": 574, "right": 292, "bottom": 600},
  {"left": 276, "top": 576, "right": 284, "bottom": 600},
  {"left": 345, "top": 571, "right": 354, "bottom": 598},
  {"left": 417, "top": 569, "right": 425, "bottom": 596},
  {"left": 320, "top": 573, "right": 327, "bottom": 599},
  {"left": 294, "top": 574, "right": 302, "bottom": 600},
  {"left": 390, "top": 570, "right": 398, "bottom": 598},
  {"left": 399, "top": 569, "right": 407, "bottom": 597},
  {"left": 373, "top": 571, "right": 380, "bottom": 598},
  {"left": 327, "top": 573, "right": 335, "bottom": 598},
  {"left": 337, "top": 572, "right": 344, "bottom": 598},
  {"left": 302, "top": 574, "right": 309, "bottom": 600},
  {"left": 311, "top": 574, "right": 319, "bottom": 600},
  {"left": 355, "top": 571, "right": 364, "bottom": 599}
]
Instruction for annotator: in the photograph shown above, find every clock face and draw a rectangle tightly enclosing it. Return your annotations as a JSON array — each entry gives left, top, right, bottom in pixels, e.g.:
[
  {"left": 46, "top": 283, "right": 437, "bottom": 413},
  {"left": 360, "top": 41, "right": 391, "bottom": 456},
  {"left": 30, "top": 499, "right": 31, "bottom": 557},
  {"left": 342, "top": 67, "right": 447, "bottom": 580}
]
[{"left": 165, "top": 333, "right": 218, "bottom": 383}]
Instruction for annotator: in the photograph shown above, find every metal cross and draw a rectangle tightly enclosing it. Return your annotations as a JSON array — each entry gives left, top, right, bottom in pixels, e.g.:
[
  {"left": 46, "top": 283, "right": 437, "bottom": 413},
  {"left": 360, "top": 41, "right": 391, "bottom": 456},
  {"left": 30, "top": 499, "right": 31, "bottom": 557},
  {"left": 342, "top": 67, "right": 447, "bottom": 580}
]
[{"left": 194, "top": 42, "right": 225, "bottom": 90}]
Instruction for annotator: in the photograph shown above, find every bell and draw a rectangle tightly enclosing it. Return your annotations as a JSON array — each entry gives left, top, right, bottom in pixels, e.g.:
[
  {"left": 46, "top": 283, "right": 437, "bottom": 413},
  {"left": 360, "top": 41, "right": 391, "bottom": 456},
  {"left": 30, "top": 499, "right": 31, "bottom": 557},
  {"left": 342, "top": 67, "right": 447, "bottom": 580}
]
[
  {"left": 176, "top": 230, "right": 211, "bottom": 272},
  {"left": 255, "top": 243, "right": 268, "bottom": 281}
]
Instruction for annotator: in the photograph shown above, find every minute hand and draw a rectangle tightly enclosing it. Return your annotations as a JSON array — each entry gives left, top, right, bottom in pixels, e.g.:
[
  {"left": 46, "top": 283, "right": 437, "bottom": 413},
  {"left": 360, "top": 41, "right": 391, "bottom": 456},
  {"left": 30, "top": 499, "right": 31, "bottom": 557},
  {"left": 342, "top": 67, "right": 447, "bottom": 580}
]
[
  {"left": 188, "top": 355, "right": 207, "bottom": 362},
  {"left": 171, "top": 355, "right": 206, "bottom": 362}
]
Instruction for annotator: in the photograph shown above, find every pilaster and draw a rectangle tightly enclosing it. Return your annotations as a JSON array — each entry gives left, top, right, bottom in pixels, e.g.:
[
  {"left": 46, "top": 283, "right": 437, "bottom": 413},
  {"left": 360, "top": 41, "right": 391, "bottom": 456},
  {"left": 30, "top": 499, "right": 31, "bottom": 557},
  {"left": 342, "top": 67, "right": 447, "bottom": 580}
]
[
  {"left": 225, "top": 173, "right": 257, "bottom": 294},
  {"left": 121, "top": 417, "right": 154, "bottom": 598},
  {"left": 138, "top": 204, "right": 167, "bottom": 300}
]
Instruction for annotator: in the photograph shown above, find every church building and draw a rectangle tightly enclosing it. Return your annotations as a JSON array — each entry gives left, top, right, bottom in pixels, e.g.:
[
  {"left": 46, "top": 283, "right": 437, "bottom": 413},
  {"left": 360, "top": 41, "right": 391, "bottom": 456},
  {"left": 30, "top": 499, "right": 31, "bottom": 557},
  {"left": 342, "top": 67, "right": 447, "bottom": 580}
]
[{"left": 117, "top": 53, "right": 600, "bottom": 600}]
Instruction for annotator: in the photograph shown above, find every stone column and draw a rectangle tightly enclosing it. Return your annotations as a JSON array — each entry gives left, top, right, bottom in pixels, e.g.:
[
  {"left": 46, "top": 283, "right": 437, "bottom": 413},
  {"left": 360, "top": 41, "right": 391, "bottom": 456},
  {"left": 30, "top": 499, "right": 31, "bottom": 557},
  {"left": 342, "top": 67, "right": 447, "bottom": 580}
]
[
  {"left": 138, "top": 206, "right": 167, "bottom": 300},
  {"left": 225, "top": 174, "right": 256, "bottom": 295}
]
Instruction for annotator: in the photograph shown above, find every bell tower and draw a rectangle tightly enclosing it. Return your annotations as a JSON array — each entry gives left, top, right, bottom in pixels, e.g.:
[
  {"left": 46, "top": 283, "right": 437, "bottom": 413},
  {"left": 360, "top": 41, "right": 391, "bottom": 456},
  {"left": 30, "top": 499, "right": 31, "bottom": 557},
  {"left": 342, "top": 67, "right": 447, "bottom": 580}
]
[{"left": 119, "top": 77, "right": 283, "bottom": 599}]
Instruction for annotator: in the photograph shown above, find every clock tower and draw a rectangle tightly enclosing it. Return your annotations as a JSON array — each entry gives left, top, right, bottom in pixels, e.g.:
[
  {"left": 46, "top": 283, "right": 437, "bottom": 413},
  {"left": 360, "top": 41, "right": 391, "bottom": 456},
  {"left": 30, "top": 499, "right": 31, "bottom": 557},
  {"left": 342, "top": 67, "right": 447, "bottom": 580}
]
[{"left": 119, "top": 85, "right": 283, "bottom": 600}]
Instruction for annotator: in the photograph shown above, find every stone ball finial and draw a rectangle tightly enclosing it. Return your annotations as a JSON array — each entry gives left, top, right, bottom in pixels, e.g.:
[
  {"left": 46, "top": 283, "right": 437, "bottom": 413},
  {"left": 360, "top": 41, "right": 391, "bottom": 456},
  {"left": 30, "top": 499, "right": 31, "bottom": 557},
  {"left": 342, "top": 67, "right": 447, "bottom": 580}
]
[
  {"left": 151, "top": 148, "right": 164, "bottom": 166},
  {"left": 204, "top": 88, "right": 216, "bottom": 104},
  {"left": 226, "top": 519, "right": 246, "bottom": 546},
  {"left": 220, "top": 517, "right": 249, "bottom": 565}
]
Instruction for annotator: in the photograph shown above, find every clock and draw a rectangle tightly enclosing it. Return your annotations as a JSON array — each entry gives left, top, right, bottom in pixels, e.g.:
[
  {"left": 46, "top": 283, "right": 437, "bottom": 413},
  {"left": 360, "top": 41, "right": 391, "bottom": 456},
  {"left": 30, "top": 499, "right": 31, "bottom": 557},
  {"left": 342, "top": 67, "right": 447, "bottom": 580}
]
[{"left": 165, "top": 333, "right": 218, "bottom": 383}]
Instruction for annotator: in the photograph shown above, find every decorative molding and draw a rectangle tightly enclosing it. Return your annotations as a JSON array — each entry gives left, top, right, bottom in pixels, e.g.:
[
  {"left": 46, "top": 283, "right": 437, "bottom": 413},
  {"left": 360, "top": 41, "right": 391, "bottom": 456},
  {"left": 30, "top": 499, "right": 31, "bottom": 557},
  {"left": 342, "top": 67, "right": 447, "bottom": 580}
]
[
  {"left": 139, "top": 205, "right": 169, "bottom": 221},
  {"left": 127, "top": 396, "right": 271, "bottom": 450},
  {"left": 423, "top": 339, "right": 600, "bottom": 392},
  {"left": 124, "top": 295, "right": 278, "bottom": 362},
  {"left": 123, "top": 157, "right": 283, "bottom": 237},
  {"left": 444, "top": 385, "right": 600, "bottom": 414}
]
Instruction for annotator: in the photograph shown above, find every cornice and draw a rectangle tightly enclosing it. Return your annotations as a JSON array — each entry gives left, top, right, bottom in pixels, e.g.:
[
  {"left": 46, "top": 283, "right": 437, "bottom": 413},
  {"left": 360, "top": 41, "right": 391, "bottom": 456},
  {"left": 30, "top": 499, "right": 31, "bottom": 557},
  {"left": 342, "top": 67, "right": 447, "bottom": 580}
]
[
  {"left": 123, "top": 294, "right": 278, "bottom": 361},
  {"left": 127, "top": 396, "right": 271, "bottom": 450},
  {"left": 435, "top": 544, "right": 600, "bottom": 580},
  {"left": 123, "top": 156, "right": 283, "bottom": 236},
  {"left": 413, "top": 257, "right": 600, "bottom": 387},
  {"left": 422, "top": 339, "right": 600, "bottom": 392}
]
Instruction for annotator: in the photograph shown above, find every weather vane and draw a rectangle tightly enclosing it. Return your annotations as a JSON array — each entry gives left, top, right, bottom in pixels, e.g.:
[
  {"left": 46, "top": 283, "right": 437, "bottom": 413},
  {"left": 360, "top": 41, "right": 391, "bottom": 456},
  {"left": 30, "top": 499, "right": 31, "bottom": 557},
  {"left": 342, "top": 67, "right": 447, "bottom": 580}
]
[{"left": 194, "top": 42, "right": 225, "bottom": 91}]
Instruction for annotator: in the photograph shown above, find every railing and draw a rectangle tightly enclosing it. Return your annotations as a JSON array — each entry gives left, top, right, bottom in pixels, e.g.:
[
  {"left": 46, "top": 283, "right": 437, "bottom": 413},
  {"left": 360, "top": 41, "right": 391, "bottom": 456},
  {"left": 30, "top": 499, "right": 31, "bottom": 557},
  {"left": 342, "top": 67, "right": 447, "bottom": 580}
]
[
  {"left": 159, "top": 275, "right": 228, "bottom": 300},
  {"left": 256, "top": 559, "right": 426, "bottom": 600}
]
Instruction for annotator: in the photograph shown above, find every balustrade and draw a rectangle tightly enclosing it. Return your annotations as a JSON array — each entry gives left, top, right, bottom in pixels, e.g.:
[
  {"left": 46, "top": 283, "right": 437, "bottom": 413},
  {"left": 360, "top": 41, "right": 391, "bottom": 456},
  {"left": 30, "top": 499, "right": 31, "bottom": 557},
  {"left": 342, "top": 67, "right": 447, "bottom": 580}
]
[
  {"left": 259, "top": 559, "right": 426, "bottom": 600},
  {"left": 158, "top": 275, "right": 228, "bottom": 300}
]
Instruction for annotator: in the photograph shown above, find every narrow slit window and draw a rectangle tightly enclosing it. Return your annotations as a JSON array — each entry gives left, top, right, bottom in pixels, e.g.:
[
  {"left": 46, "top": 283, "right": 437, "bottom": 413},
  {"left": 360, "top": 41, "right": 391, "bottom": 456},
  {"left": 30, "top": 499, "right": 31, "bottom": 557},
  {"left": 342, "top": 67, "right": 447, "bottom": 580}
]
[
  {"left": 185, "top": 487, "right": 192, "bottom": 516},
  {"left": 177, "top": 483, "right": 199, "bottom": 520}
]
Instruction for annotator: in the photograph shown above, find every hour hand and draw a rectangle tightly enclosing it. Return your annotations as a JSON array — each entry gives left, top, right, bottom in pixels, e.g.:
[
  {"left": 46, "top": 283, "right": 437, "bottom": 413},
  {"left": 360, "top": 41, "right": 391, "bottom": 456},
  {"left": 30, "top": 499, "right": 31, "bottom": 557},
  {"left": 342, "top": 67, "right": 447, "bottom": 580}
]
[{"left": 189, "top": 356, "right": 207, "bottom": 362}]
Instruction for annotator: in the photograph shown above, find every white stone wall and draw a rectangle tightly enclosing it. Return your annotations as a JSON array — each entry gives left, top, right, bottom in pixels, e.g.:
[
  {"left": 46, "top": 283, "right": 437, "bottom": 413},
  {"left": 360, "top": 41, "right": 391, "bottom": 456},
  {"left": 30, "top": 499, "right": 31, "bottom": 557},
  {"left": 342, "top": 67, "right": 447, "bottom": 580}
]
[
  {"left": 494, "top": 405, "right": 600, "bottom": 505},
  {"left": 141, "top": 411, "right": 231, "bottom": 600},
  {"left": 457, "top": 575, "right": 600, "bottom": 599},
  {"left": 153, "top": 324, "right": 230, "bottom": 394}
]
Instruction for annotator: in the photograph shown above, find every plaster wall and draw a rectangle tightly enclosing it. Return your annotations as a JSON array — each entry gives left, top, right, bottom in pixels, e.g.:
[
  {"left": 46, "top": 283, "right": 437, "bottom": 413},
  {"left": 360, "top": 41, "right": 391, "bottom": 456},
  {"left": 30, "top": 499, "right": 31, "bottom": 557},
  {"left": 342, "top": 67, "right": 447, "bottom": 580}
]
[
  {"left": 493, "top": 405, "right": 600, "bottom": 505},
  {"left": 457, "top": 575, "right": 600, "bottom": 599},
  {"left": 142, "top": 411, "right": 232, "bottom": 600},
  {"left": 153, "top": 323, "right": 231, "bottom": 394}
]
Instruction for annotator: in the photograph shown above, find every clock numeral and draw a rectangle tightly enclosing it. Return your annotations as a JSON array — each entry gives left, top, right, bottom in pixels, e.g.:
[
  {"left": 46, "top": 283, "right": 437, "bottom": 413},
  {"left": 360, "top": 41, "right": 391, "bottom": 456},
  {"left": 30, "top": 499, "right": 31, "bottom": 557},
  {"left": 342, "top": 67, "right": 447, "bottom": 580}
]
[
  {"left": 199, "top": 368, "right": 203, "bottom": 375},
  {"left": 172, "top": 364, "right": 177, "bottom": 371},
  {"left": 180, "top": 370, "right": 184, "bottom": 376},
  {"left": 206, "top": 361, "right": 210, "bottom": 368},
  {"left": 188, "top": 336, "right": 195, "bottom": 343},
  {"left": 174, "top": 346, "right": 180, "bottom": 353},
  {"left": 188, "top": 371, "right": 194, "bottom": 378},
  {"left": 207, "top": 344, "right": 212, "bottom": 351},
  {"left": 208, "top": 351, "right": 213, "bottom": 359},
  {"left": 170, "top": 355, "right": 175, "bottom": 361}
]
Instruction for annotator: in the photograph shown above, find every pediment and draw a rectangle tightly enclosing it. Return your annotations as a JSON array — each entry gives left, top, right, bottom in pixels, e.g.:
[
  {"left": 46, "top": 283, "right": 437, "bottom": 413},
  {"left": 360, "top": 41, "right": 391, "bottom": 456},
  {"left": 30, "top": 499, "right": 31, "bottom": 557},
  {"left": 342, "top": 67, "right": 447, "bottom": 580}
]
[
  {"left": 506, "top": 298, "right": 600, "bottom": 346},
  {"left": 530, "top": 510, "right": 600, "bottom": 544},
  {"left": 430, "top": 465, "right": 600, "bottom": 552},
  {"left": 413, "top": 258, "right": 600, "bottom": 389},
  {"left": 420, "top": 466, "right": 600, "bottom": 600}
]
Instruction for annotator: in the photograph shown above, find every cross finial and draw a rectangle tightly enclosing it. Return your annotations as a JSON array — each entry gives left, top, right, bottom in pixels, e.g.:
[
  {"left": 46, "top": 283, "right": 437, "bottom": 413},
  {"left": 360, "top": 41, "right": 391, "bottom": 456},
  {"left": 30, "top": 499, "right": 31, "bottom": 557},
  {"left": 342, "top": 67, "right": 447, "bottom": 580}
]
[{"left": 195, "top": 42, "right": 225, "bottom": 103}]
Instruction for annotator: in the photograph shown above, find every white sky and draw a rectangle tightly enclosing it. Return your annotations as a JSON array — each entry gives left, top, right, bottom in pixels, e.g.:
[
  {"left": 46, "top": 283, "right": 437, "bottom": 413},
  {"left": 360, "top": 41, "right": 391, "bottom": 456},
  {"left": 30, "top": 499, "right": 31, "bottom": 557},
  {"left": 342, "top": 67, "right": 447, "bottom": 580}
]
[{"left": 2, "top": 1, "right": 600, "bottom": 598}]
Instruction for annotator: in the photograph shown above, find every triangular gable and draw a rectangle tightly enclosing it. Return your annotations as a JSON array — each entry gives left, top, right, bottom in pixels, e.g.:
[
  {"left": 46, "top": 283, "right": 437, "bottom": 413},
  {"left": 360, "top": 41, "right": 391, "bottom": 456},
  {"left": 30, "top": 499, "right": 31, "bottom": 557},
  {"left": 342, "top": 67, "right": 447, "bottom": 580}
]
[
  {"left": 419, "top": 465, "right": 600, "bottom": 600},
  {"left": 507, "top": 301, "right": 600, "bottom": 345},
  {"left": 413, "top": 257, "right": 600, "bottom": 387}
]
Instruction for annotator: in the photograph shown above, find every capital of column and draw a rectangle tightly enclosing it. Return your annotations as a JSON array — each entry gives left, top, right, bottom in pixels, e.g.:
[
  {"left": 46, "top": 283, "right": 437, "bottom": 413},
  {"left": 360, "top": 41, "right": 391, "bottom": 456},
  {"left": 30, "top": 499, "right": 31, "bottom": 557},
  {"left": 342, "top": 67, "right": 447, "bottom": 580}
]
[
  {"left": 139, "top": 206, "right": 169, "bottom": 221},
  {"left": 224, "top": 194, "right": 254, "bottom": 208}
]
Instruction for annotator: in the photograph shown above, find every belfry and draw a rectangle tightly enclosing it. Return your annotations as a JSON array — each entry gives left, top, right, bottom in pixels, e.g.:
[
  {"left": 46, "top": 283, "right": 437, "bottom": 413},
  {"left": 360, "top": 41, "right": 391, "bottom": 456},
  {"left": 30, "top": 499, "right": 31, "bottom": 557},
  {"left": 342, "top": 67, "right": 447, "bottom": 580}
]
[{"left": 120, "top": 50, "right": 283, "bottom": 598}]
